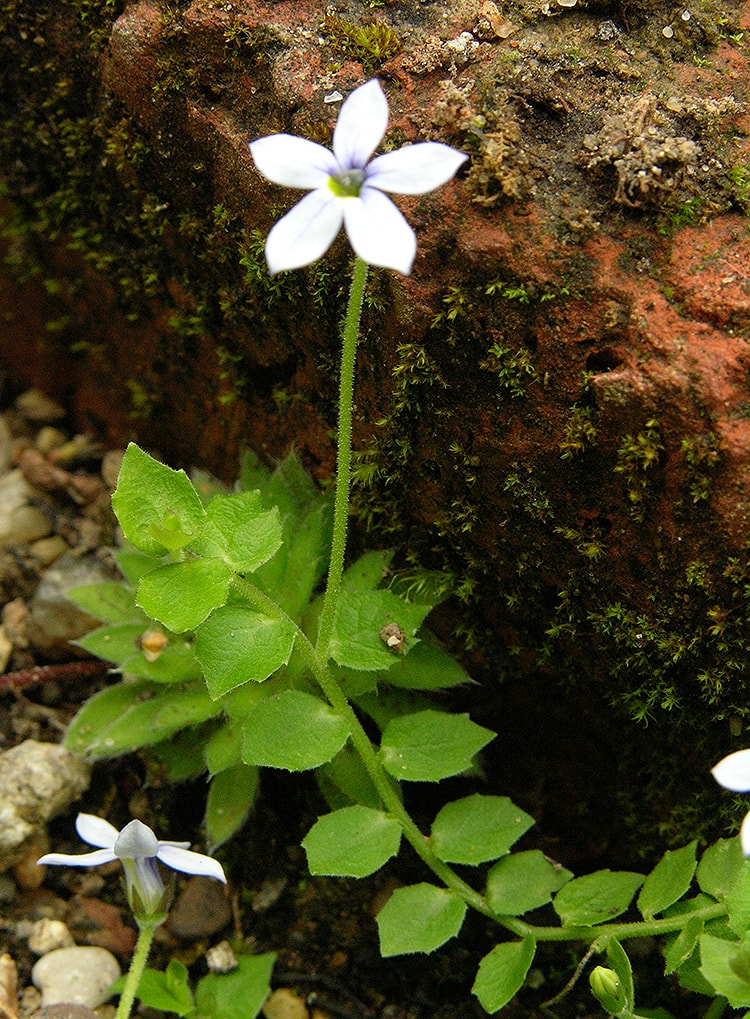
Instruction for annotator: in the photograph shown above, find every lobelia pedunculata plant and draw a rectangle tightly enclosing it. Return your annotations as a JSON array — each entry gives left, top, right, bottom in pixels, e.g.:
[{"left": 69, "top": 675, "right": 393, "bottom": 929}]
[{"left": 61, "top": 79, "right": 750, "bottom": 1016}]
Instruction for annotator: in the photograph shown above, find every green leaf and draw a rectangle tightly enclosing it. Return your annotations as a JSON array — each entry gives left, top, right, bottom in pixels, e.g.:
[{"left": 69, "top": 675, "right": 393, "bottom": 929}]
[
  {"left": 664, "top": 915, "right": 704, "bottom": 974},
  {"left": 727, "top": 859, "right": 750, "bottom": 935},
  {"left": 386, "top": 632, "right": 473, "bottom": 690},
  {"left": 487, "top": 851, "right": 573, "bottom": 916},
  {"left": 115, "top": 550, "right": 163, "bottom": 585},
  {"left": 340, "top": 550, "right": 393, "bottom": 592},
  {"left": 190, "top": 491, "right": 282, "bottom": 573},
  {"left": 377, "top": 884, "right": 467, "bottom": 956},
  {"left": 205, "top": 721, "right": 246, "bottom": 774},
  {"left": 112, "top": 959, "right": 194, "bottom": 1016},
  {"left": 431, "top": 794, "right": 534, "bottom": 865},
  {"left": 699, "top": 933, "right": 750, "bottom": 1007},
  {"left": 242, "top": 691, "right": 349, "bottom": 771},
  {"left": 112, "top": 444, "right": 205, "bottom": 556},
  {"left": 553, "top": 869, "right": 644, "bottom": 926},
  {"left": 330, "top": 590, "right": 432, "bottom": 671},
  {"left": 205, "top": 763, "right": 259, "bottom": 850},
  {"left": 472, "top": 936, "right": 536, "bottom": 1013},
  {"left": 150, "top": 727, "right": 210, "bottom": 781},
  {"left": 76, "top": 623, "right": 201, "bottom": 683},
  {"left": 380, "top": 710, "right": 495, "bottom": 782},
  {"left": 697, "top": 837, "right": 744, "bottom": 900},
  {"left": 606, "top": 938, "right": 635, "bottom": 1011},
  {"left": 195, "top": 606, "right": 297, "bottom": 698},
  {"left": 268, "top": 501, "right": 331, "bottom": 619},
  {"left": 66, "top": 582, "right": 145, "bottom": 624},
  {"left": 316, "top": 744, "right": 388, "bottom": 811},
  {"left": 64, "top": 680, "right": 223, "bottom": 756},
  {"left": 303, "top": 806, "right": 401, "bottom": 878},
  {"left": 195, "top": 953, "right": 276, "bottom": 1019},
  {"left": 638, "top": 841, "right": 697, "bottom": 919},
  {"left": 137, "top": 559, "right": 232, "bottom": 632}
]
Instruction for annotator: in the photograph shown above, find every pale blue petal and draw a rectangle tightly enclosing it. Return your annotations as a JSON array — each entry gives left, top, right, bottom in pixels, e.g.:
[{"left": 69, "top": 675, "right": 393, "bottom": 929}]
[
  {"left": 37, "top": 848, "right": 117, "bottom": 868},
  {"left": 366, "top": 143, "right": 468, "bottom": 195},
  {"left": 115, "top": 819, "right": 159, "bottom": 859},
  {"left": 712, "top": 749, "right": 750, "bottom": 792},
  {"left": 333, "top": 79, "right": 388, "bottom": 170},
  {"left": 343, "top": 189, "right": 416, "bottom": 275},
  {"left": 742, "top": 812, "right": 750, "bottom": 857},
  {"left": 76, "top": 813, "right": 118, "bottom": 849},
  {"left": 250, "top": 135, "right": 339, "bottom": 188},
  {"left": 265, "top": 189, "right": 343, "bottom": 275},
  {"left": 157, "top": 844, "right": 227, "bottom": 883}
]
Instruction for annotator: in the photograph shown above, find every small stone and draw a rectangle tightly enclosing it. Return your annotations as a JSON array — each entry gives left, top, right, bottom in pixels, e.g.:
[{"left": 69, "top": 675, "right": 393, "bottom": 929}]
[
  {"left": 28, "top": 536, "right": 69, "bottom": 567},
  {"left": 0, "top": 626, "right": 12, "bottom": 672},
  {"left": 0, "top": 470, "right": 48, "bottom": 546},
  {"left": 34, "top": 1006, "right": 101, "bottom": 1019},
  {"left": 662, "top": 24, "right": 674, "bottom": 36},
  {"left": 32, "top": 946, "right": 121, "bottom": 1008},
  {"left": 14, "top": 830, "right": 49, "bottom": 889},
  {"left": 0, "top": 415, "right": 12, "bottom": 475},
  {"left": 28, "top": 553, "right": 112, "bottom": 650},
  {"left": 28, "top": 919, "right": 75, "bottom": 955},
  {"left": 0, "top": 741, "right": 91, "bottom": 872},
  {"left": 100, "top": 450, "right": 124, "bottom": 489},
  {"left": 168, "top": 876, "right": 232, "bottom": 939},
  {"left": 35, "top": 428, "right": 67, "bottom": 455},
  {"left": 206, "top": 939, "right": 238, "bottom": 973},
  {"left": 262, "top": 988, "right": 309, "bottom": 1019},
  {"left": 15, "top": 389, "right": 66, "bottom": 423},
  {"left": 64, "top": 896, "right": 137, "bottom": 957}
]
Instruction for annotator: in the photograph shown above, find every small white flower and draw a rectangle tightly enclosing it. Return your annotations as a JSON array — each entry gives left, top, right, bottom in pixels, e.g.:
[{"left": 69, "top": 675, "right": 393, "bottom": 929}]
[
  {"left": 38, "top": 813, "right": 226, "bottom": 916},
  {"left": 712, "top": 749, "right": 750, "bottom": 855},
  {"left": 249, "top": 79, "right": 468, "bottom": 276}
]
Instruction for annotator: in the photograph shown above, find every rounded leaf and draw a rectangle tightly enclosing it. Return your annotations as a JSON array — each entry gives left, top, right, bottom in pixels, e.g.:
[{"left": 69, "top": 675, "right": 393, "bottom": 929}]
[{"left": 303, "top": 806, "right": 401, "bottom": 877}]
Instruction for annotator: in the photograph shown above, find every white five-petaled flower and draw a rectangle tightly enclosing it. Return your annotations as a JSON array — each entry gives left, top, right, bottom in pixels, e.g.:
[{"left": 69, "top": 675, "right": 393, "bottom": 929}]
[
  {"left": 249, "top": 79, "right": 468, "bottom": 276},
  {"left": 712, "top": 749, "right": 750, "bottom": 855},
  {"left": 38, "top": 813, "right": 226, "bottom": 917}
]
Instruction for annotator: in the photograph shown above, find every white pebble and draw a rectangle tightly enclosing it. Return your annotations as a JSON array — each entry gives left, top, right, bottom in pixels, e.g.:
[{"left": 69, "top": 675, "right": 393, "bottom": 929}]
[
  {"left": 32, "top": 946, "right": 121, "bottom": 1007},
  {"left": 28, "top": 919, "right": 75, "bottom": 955}
]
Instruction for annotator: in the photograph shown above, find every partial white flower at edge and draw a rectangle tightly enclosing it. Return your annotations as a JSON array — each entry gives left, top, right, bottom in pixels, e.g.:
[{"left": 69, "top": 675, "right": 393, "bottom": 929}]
[
  {"left": 249, "top": 79, "right": 468, "bottom": 276},
  {"left": 38, "top": 813, "right": 226, "bottom": 916},
  {"left": 712, "top": 749, "right": 750, "bottom": 855}
]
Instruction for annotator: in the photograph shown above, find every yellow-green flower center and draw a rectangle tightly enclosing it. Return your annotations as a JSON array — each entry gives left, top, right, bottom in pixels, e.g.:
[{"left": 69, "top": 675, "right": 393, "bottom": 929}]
[{"left": 328, "top": 169, "right": 366, "bottom": 198}]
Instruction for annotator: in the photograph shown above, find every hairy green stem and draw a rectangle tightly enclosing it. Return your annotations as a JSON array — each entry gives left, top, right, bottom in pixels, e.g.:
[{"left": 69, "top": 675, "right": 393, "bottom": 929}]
[
  {"left": 315, "top": 256, "right": 368, "bottom": 660},
  {"left": 115, "top": 917, "right": 161, "bottom": 1019}
]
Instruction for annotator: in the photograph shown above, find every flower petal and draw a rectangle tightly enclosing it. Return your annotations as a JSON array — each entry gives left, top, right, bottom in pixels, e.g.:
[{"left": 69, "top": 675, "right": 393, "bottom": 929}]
[
  {"left": 265, "top": 189, "right": 344, "bottom": 275},
  {"left": 366, "top": 143, "right": 468, "bottom": 195},
  {"left": 115, "top": 819, "right": 160, "bottom": 859},
  {"left": 250, "top": 135, "right": 339, "bottom": 188},
  {"left": 712, "top": 749, "right": 750, "bottom": 792},
  {"left": 333, "top": 79, "right": 389, "bottom": 171},
  {"left": 342, "top": 188, "right": 416, "bottom": 275},
  {"left": 76, "top": 813, "right": 118, "bottom": 849},
  {"left": 37, "top": 848, "right": 117, "bottom": 868},
  {"left": 741, "top": 811, "right": 750, "bottom": 857},
  {"left": 157, "top": 844, "right": 227, "bottom": 883}
]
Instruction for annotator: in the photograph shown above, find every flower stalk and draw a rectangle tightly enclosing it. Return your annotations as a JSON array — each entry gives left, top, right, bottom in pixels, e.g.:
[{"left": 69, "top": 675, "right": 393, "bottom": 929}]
[{"left": 315, "top": 256, "right": 368, "bottom": 661}]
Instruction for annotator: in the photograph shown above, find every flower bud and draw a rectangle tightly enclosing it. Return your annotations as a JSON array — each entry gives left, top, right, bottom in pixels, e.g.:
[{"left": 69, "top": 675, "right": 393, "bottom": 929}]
[{"left": 589, "top": 966, "right": 628, "bottom": 1015}]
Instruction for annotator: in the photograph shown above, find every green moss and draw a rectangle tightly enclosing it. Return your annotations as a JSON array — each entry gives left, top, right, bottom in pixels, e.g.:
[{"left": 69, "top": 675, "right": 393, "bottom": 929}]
[
  {"left": 614, "top": 418, "right": 664, "bottom": 520},
  {"left": 479, "top": 339, "right": 536, "bottom": 398},
  {"left": 322, "top": 11, "right": 401, "bottom": 67},
  {"left": 560, "top": 406, "right": 598, "bottom": 459},
  {"left": 681, "top": 433, "right": 721, "bottom": 503}
]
